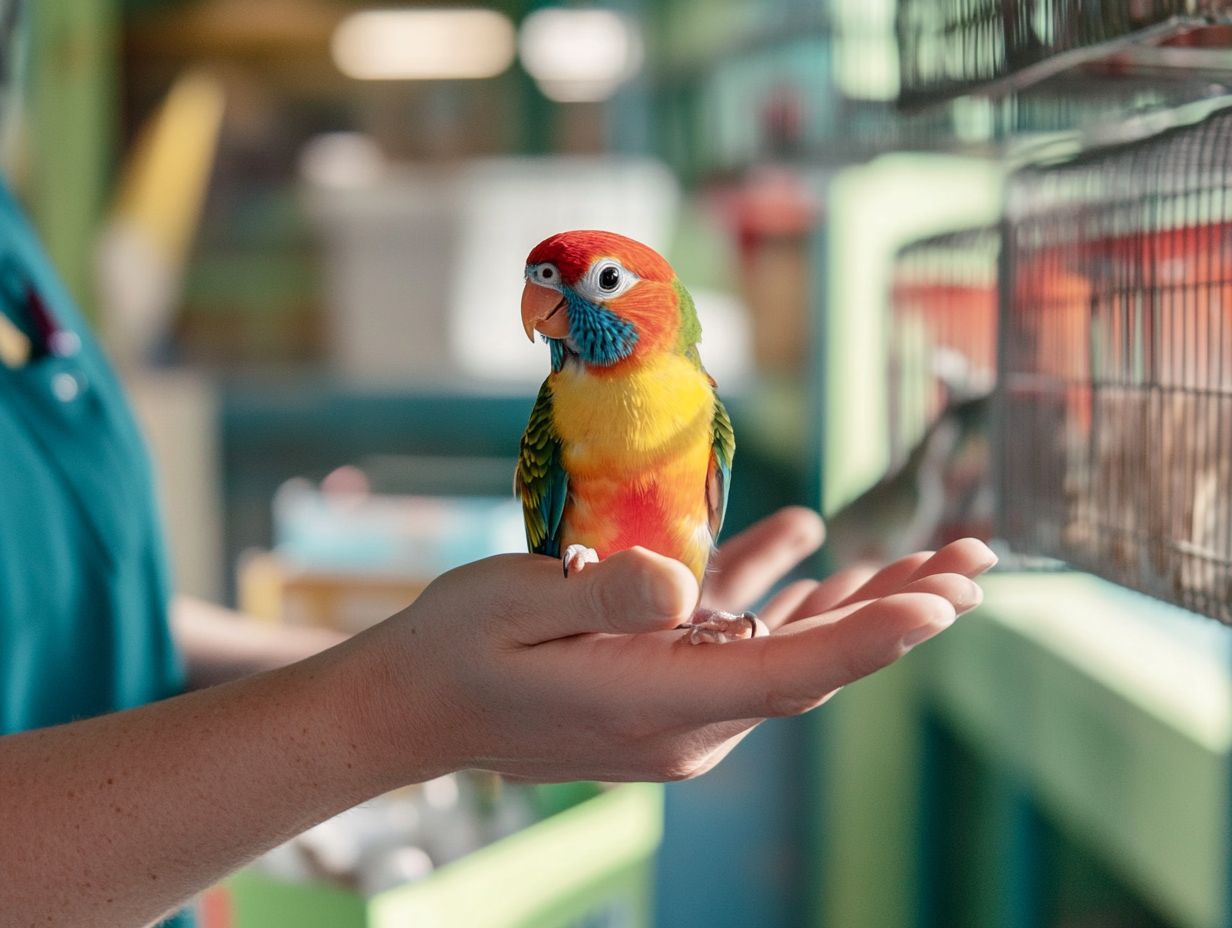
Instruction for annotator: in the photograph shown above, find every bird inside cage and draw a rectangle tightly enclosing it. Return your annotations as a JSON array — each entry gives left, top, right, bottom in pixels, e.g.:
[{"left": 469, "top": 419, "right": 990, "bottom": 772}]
[{"left": 827, "top": 376, "right": 993, "bottom": 570}]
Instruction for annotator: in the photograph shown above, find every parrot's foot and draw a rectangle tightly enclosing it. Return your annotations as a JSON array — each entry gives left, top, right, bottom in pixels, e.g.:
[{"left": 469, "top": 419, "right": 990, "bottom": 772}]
[
  {"left": 682, "top": 608, "right": 766, "bottom": 645},
  {"left": 562, "top": 545, "right": 600, "bottom": 578}
]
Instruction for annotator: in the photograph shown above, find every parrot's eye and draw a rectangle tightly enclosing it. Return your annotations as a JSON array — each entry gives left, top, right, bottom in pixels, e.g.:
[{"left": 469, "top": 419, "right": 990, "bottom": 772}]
[
  {"left": 577, "top": 257, "right": 638, "bottom": 301},
  {"left": 529, "top": 264, "right": 560, "bottom": 287},
  {"left": 598, "top": 265, "right": 621, "bottom": 291}
]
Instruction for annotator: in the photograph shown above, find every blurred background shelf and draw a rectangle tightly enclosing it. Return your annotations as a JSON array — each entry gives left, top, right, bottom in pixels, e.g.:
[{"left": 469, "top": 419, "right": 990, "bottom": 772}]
[{"left": 217, "top": 379, "right": 816, "bottom": 604}]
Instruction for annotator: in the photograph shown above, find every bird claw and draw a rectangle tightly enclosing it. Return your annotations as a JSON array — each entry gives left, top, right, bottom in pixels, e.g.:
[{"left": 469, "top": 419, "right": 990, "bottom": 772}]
[
  {"left": 562, "top": 545, "right": 600, "bottom": 578},
  {"left": 682, "top": 609, "right": 765, "bottom": 645}
]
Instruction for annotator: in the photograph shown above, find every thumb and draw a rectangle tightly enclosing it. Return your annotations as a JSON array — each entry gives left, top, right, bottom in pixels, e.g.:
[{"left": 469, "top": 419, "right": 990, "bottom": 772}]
[{"left": 550, "top": 546, "right": 698, "bottom": 640}]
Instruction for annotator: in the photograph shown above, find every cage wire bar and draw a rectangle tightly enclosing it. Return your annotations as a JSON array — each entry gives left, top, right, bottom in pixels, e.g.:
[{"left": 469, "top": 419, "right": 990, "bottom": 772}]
[
  {"left": 999, "top": 105, "right": 1232, "bottom": 625},
  {"left": 888, "top": 226, "right": 999, "bottom": 465},
  {"left": 896, "top": 0, "right": 1232, "bottom": 108}
]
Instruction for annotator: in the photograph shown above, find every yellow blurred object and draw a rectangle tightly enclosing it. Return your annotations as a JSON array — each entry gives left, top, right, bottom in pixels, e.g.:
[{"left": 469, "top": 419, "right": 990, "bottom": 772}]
[
  {"left": 238, "top": 550, "right": 428, "bottom": 633},
  {"left": 0, "top": 313, "right": 30, "bottom": 368},
  {"left": 98, "top": 69, "right": 226, "bottom": 365},
  {"left": 112, "top": 69, "right": 226, "bottom": 270}
]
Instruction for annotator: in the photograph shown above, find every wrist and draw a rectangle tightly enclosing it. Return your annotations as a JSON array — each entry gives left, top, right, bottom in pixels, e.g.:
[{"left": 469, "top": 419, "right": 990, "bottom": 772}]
[{"left": 325, "top": 613, "right": 459, "bottom": 791}]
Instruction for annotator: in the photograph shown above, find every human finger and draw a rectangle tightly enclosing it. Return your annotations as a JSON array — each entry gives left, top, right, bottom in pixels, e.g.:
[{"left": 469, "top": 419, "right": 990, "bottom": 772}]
[
  {"left": 766, "top": 563, "right": 880, "bottom": 629},
  {"left": 780, "top": 572, "right": 984, "bottom": 636},
  {"left": 830, "top": 551, "right": 935, "bottom": 607},
  {"left": 901, "top": 538, "right": 998, "bottom": 585},
  {"left": 758, "top": 580, "right": 821, "bottom": 630},
  {"left": 505, "top": 547, "right": 699, "bottom": 643},
  {"left": 702, "top": 507, "right": 825, "bottom": 611},
  {"left": 831, "top": 539, "right": 996, "bottom": 608},
  {"left": 655, "top": 592, "right": 958, "bottom": 726}
]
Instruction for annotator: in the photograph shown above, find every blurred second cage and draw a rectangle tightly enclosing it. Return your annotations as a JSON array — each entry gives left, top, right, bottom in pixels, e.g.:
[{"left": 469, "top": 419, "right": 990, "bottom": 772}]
[{"left": 998, "top": 105, "right": 1232, "bottom": 626}]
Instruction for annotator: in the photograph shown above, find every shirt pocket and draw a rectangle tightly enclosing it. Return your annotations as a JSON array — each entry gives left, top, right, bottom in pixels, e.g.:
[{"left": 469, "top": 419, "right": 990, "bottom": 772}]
[{"left": 0, "top": 258, "right": 153, "bottom": 573}]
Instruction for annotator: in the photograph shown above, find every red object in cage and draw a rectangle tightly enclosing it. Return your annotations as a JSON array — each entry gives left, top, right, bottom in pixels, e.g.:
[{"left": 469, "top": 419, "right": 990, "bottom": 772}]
[
  {"left": 891, "top": 279, "right": 998, "bottom": 404},
  {"left": 888, "top": 228, "right": 999, "bottom": 465}
]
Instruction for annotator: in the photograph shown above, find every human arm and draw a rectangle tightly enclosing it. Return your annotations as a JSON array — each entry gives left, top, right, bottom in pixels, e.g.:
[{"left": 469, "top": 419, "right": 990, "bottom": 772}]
[
  {"left": 0, "top": 629, "right": 401, "bottom": 927},
  {"left": 0, "top": 508, "right": 992, "bottom": 927},
  {"left": 171, "top": 595, "right": 347, "bottom": 689}
]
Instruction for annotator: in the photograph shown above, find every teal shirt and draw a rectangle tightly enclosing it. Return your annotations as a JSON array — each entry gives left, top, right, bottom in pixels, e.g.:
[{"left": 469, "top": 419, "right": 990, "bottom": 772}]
[{"left": 0, "top": 183, "right": 190, "bottom": 924}]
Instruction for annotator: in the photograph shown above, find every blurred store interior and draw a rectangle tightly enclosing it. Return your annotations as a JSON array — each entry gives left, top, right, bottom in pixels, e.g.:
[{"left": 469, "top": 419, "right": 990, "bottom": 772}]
[{"left": 15, "top": 1, "right": 1232, "bottom": 926}]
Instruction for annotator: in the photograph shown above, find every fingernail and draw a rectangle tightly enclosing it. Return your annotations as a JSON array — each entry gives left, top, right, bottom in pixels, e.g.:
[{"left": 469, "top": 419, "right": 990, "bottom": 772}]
[
  {"left": 794, "top": 520, "right": 825, "bottom": 551},
  {"left": 955, "top": 578, "right": 984, "bottom": 613},
  {"left": 901, "top": 613, "right": 956, "bottom": 650},
  {"left": 975, "top": 542, "right": 999, "bottom": 570}
]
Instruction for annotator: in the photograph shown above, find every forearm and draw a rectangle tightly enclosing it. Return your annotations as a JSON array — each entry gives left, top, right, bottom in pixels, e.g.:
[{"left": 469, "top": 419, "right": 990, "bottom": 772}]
[
  {"left": 0, "top": 632, "right": 425, "bottom": 928},
  {"left": 172, "top": 595, "right": 347, "bottom": 689}
]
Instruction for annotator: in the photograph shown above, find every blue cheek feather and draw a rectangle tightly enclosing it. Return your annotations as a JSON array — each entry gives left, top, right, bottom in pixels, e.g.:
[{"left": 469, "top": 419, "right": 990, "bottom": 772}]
[
  {"left": 549, "top": 337, "right": 567, "bottom": 372},
  {"left": 560, "top": 288, "right": 638, "bottom": 367}
]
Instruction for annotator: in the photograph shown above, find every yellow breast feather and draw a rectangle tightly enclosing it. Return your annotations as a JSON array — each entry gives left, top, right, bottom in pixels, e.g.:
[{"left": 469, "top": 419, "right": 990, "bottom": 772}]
[{"left": 550, "top": 353, "right": 715, "bottom": 479}]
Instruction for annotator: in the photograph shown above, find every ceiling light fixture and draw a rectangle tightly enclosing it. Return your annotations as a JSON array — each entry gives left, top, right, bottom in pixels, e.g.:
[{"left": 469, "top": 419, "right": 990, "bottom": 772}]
[
  {"left": 518, "top": 8, "right": 643, "bottom": 102},
  {"left": 332, "top": 9, "right": 516, "bottom": 81}
]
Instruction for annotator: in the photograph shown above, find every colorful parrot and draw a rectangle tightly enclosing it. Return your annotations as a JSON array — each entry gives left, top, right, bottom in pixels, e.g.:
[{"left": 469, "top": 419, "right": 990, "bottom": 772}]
[{"left": 515, "top": 229, "right": 759, "bottom": 644}]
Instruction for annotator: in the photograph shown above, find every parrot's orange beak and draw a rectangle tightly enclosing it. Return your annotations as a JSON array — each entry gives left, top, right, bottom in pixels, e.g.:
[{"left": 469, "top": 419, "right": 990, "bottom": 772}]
[{"left": 521, "top": 282, "right": 570, "bottom": 342}]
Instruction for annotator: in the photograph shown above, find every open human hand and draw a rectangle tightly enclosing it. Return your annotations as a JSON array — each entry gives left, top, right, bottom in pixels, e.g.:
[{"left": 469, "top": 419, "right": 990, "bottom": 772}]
[
  {"left": 704, "top": 506, "right": 997, "bottom": 634},
  {"left": 355, "top": 507, "right": 996, "bottom": 789}
]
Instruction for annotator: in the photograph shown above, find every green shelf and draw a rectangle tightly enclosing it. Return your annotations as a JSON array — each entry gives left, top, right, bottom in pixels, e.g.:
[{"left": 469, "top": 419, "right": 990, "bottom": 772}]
[
  {"left": 223, "top": 782, "right": 664, "bottom": 928},
  {"left": 926, "top": 573, "right": 1231, "bottom": 928},
  {"left": 815, "top": 572, "right": 1231, "bottom": 928}
]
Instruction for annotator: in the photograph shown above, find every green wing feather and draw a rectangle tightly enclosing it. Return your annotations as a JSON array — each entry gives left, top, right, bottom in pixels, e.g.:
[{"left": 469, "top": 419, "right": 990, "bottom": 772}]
[
  {"left": 707, "top": 393, "right": 735, "bottom": 541},
  {"left": 516, "top": 378, "right": 569, "bottom": 558}
]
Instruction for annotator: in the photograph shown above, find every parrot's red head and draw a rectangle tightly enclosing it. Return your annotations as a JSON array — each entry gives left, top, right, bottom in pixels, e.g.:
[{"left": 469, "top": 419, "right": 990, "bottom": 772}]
[{"left": 521, "top": 230, "right": 702, "bottom": 372}]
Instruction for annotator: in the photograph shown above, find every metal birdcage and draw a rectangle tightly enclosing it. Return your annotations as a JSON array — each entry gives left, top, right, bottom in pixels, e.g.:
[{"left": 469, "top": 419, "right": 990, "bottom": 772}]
[
  {"left": 999, "top": 105, "right": 1232, "bottom": 625},
  {"left": 889, "top": 226, "right": 999, "bottom": 465},
  {"left": 896, "top": 0, "right": 1232, "bottom": 108}
]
